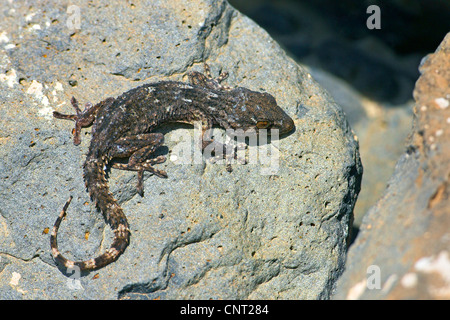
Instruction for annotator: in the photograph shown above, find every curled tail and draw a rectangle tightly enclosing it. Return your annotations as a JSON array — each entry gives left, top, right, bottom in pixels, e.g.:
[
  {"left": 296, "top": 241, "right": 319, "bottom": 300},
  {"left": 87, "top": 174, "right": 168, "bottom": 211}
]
[{"left": 50, "top": 156, "right": 130, "bottom": 272}]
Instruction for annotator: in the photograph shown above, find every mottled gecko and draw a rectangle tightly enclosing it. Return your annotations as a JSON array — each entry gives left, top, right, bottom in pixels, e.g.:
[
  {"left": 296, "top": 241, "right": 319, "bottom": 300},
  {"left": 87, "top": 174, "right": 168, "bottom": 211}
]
[{"left": 50, "top": 64, "right": 294, "bottom": 272}]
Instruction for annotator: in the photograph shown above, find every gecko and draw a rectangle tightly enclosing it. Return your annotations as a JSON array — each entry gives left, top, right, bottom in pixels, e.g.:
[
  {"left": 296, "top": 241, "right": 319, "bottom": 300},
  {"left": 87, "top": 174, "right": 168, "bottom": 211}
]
[{"left": 50, "top": 64, "right": 295, "bottom": 272}]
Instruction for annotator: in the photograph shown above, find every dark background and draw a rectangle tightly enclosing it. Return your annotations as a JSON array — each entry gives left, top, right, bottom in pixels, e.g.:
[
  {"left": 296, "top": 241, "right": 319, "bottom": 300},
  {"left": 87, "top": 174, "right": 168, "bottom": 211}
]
[{"left": 229, "top": 0, "right": 450, "bottom": 103}]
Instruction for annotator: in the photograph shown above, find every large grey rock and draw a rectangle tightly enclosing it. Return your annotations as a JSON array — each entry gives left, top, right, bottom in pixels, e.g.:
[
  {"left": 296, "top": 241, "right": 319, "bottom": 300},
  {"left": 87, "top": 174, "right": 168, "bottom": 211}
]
[{"left": 0, "top": 0, "right": 361, "bottom": 299}]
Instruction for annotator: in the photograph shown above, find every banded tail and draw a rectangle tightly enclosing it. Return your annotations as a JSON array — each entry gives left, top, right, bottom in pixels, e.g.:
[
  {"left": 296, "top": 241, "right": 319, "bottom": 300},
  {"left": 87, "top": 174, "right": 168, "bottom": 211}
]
[{"left": 50, "top": 157, "right": 130, "bottom": 271}]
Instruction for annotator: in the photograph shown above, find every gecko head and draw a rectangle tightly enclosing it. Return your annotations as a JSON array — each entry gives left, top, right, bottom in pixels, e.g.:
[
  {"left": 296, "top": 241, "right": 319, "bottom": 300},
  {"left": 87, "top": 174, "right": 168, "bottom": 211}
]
[{"left": 221, "top": 88, "right": 295, "bottom": 135}]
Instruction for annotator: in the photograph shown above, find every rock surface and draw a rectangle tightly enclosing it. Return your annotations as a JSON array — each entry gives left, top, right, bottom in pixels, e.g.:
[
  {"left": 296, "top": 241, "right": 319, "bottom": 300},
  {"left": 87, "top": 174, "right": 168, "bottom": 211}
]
[
  {"left": 333, "top": 33, "right": 450, "bottom": 300},
  {"left": 0, "top": 0, "right": 361, "bottom": 299}
]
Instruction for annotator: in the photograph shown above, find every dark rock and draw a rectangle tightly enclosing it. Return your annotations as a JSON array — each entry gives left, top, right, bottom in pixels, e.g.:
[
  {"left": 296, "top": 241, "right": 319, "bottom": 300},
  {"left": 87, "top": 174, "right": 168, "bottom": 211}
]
[
  {"left": 0, "top": 0, "right": 361, "bottom": 299},
  {"left": 333, "top": 33, "right": 450, "bottom": 300}
]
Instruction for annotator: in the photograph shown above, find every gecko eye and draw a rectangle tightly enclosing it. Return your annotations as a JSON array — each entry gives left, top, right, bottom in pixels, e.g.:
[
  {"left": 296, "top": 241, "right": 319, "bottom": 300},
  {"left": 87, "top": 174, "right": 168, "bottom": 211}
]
[{"left": 256, "top": 121, "right": 272, "bottom": 129}]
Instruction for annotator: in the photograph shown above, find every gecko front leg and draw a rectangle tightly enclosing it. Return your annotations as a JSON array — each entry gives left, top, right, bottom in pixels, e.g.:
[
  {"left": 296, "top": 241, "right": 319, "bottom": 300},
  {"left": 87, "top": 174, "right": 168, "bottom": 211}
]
[
  {"left": 187, "top": 66, "right": 242, "bottom": 172},
  {"left": 187, "top": 63, "right": 231, "bottom": 91}
]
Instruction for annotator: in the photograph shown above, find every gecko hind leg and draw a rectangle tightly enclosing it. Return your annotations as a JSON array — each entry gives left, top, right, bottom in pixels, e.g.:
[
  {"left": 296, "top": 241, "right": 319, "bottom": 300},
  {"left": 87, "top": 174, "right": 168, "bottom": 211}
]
[
  {"left": 53, "top": 96, "right": 113, "bottom": 145},
  {"left": 110, "top": 133, "right": 168, "bottom": 196}
]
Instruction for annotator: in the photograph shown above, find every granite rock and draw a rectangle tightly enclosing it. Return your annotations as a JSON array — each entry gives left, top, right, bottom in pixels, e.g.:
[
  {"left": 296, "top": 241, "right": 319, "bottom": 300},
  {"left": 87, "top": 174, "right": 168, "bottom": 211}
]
[{"left": 0, "top": 0, "right": 361, "bottom": 299}]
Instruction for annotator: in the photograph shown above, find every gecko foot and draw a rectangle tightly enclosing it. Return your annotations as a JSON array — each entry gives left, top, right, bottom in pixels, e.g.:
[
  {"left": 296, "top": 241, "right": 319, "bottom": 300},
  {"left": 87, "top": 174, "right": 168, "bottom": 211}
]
[
  {"left": 109, "top": 133, "right": 167, "bottom": 196},
  {"left": 112, "top": 156, "right": 167, "bottom": 196},
  {"left": 53, "top": 96, "right": 101, "bottom": 145},
  {"left": 187, "top": 63, "right": 232, "bottom": 91},
  {"left": 206, "top": 140, "right": 247, "bottom": 173}
]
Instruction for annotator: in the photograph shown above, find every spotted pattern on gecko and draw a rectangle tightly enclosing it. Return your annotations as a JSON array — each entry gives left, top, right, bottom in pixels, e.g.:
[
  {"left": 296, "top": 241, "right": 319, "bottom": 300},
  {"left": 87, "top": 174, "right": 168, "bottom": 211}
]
[{"left": 50, "top": 64, "right": 295, "bottom": 272}]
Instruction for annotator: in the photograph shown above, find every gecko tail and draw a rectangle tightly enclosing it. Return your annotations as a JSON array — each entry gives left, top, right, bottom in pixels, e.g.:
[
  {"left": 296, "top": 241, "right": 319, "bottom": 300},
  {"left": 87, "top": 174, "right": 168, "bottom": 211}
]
[{"left": 50, "top": 195, "right": 130, "bottom": 272}]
